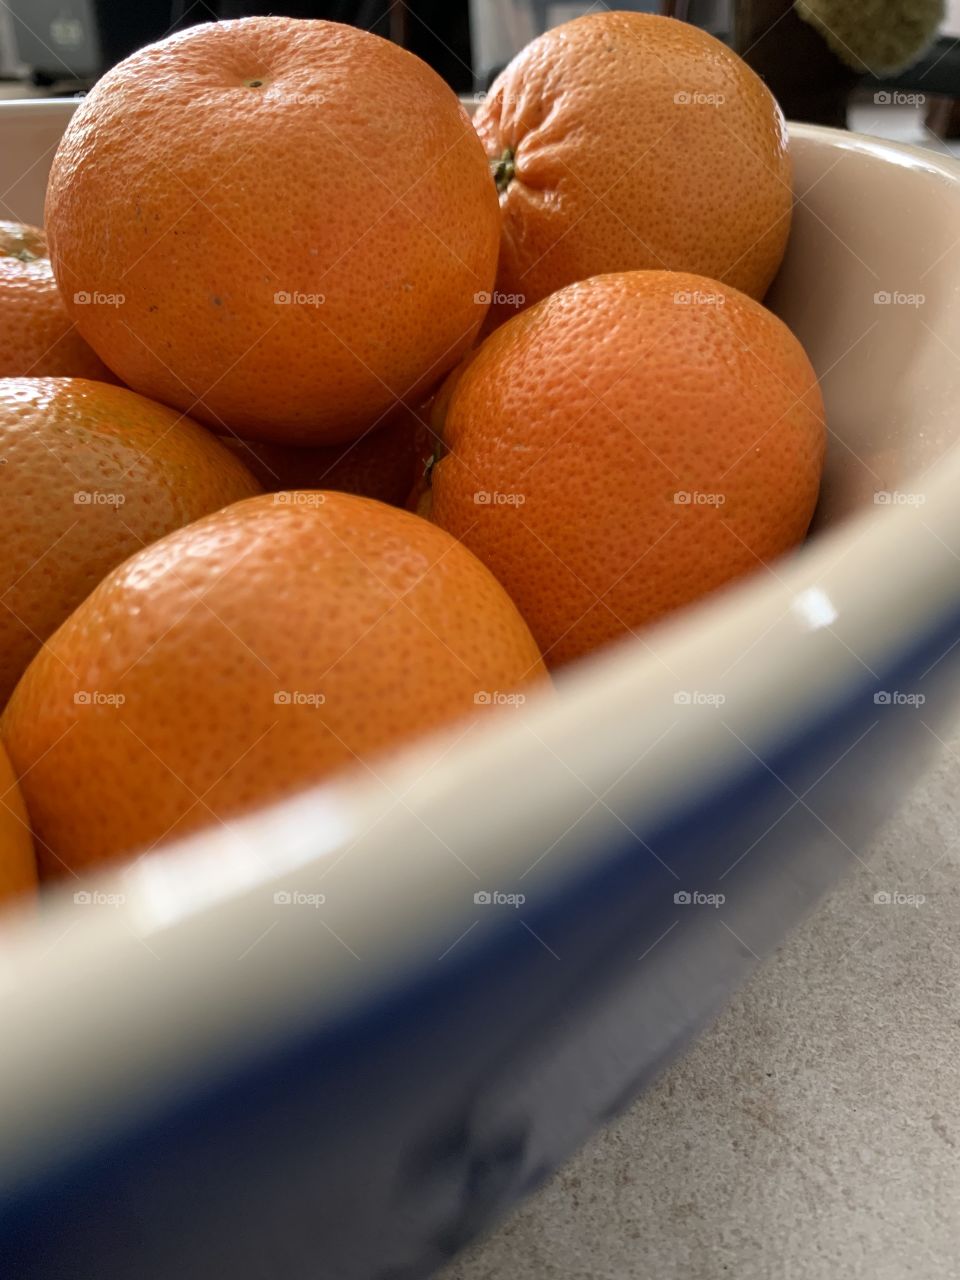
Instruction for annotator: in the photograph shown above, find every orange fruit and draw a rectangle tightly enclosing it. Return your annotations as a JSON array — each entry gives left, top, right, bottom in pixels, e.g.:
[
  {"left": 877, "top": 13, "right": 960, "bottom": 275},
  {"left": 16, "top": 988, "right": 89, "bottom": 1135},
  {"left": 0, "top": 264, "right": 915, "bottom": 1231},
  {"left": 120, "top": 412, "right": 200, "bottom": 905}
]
[
  {"left": 0, "top": 377, "right": 260, "bottom": 702},
  {"left": 222, "top": 402, "right": 433, "bottom": 508},
  {"left": 426, "top": 271, "right": 825, "bottom": 666},
  {"left": 3, "top": 491, "right": 548, "bottom": 876},
  {"left": 0, "top": 221, "right": 115, "bottom": 381},
  {"left": 474, "top": 12, "right": 791, "bottom": 319},
  {"left": 407, "top": 361, "right": 476, "bottom": 514},
  {"left": 45, "top": 16, "right": 500, "bottom": 445},
  {"left": 0, "top": 740, "right": 35, "bottom": 904}
]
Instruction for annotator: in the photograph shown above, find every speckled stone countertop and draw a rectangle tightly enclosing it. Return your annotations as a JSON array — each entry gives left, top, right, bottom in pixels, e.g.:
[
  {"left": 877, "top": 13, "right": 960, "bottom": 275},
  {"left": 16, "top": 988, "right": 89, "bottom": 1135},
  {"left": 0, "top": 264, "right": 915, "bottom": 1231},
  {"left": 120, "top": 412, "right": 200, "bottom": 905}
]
[{"left": 443, "top": 730, "right": 960, "bottom": 1280}]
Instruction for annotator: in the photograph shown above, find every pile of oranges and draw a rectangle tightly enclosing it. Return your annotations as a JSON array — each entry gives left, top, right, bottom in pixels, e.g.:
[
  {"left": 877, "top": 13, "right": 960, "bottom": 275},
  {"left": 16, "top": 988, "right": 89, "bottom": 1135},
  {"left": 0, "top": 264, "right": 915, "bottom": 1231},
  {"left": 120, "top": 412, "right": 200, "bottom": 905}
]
[{"left": 0, "top": 12, "right": 825, "bottom": 895}]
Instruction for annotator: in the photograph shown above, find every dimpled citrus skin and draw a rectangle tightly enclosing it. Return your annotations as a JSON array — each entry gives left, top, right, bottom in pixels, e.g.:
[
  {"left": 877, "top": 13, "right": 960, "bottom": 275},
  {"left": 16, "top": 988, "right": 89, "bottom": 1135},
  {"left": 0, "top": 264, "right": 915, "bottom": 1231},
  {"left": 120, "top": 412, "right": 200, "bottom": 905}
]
[
  {"left": 45, "top": 17, "right": 500, "bottom": 445},
  {"left": 0, "top": 221, "right": 114, "bottom": 380},
  {"left": 428, "top": 271, "right": 825, "bottom": 666},
  {"left": 0, "top": 377, "right": 260, "bottom": 702},
  {"left": 2, "top": 491, "right": 548, "bottom": 876},
  {"left": 474, "top": 12, "right": 792, "bottom": 316},
  {"left": 0, "top": 740, "right": 36, "bottom": 903}
]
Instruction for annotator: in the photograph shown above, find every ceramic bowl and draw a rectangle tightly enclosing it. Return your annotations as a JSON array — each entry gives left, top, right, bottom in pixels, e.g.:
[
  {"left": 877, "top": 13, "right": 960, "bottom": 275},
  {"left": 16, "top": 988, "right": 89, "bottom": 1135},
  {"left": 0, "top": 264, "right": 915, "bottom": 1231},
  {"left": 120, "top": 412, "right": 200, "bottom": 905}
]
[{"left": 0, "top": 102, "right": 958, "bottom": 1279}]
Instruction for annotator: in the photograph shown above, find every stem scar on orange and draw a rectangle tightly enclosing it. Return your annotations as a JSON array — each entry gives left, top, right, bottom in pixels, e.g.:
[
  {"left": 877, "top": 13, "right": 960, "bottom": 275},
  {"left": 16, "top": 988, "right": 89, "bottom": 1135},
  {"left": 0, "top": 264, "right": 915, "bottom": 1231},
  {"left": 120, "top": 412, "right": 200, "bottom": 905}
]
[
  {"left": 0, "top": 221, "right": 115, "bottom": 381},
  {"left": 474, "top": 12, "right": 792, "bottom": 320}
]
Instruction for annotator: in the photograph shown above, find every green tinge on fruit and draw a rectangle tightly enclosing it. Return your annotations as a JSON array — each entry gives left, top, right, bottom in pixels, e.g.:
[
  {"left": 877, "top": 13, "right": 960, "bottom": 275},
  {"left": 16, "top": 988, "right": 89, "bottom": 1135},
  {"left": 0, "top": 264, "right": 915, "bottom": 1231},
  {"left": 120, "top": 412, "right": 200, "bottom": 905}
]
[{"left": 491, "top": 148, "right": 516, "bottom": 195}]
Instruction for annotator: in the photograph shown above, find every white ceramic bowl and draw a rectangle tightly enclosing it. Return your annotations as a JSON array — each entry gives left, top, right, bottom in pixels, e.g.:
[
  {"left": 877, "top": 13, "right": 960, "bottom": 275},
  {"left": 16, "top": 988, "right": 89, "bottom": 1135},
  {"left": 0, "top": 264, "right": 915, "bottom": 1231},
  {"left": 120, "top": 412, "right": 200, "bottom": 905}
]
[{"left": 0, "top": 102, "right": 958, "bottom": 1279}]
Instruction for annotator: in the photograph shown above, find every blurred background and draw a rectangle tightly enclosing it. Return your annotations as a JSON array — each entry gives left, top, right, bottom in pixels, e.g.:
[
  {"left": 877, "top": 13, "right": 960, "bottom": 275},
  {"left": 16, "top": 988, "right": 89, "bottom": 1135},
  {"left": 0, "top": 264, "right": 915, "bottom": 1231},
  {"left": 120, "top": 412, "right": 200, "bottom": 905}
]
[{"left": 1, "top": 1, "right": 959, "bottom": 149}]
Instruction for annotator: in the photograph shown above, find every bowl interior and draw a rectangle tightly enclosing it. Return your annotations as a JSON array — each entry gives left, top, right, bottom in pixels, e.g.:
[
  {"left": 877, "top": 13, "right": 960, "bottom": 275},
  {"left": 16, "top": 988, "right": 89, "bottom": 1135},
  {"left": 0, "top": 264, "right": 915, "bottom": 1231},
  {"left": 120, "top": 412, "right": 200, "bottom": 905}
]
[{"left": 768, "top": 128, "right": 960, "bottom": 524}]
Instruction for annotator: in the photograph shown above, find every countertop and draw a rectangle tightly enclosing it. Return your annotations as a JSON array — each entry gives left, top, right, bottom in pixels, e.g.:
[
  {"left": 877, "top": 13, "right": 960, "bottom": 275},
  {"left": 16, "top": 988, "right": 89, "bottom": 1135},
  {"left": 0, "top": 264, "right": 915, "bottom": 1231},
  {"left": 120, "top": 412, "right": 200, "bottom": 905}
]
[{"left": 443, "top": 726, "right": 960, "bottom": 1279}]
